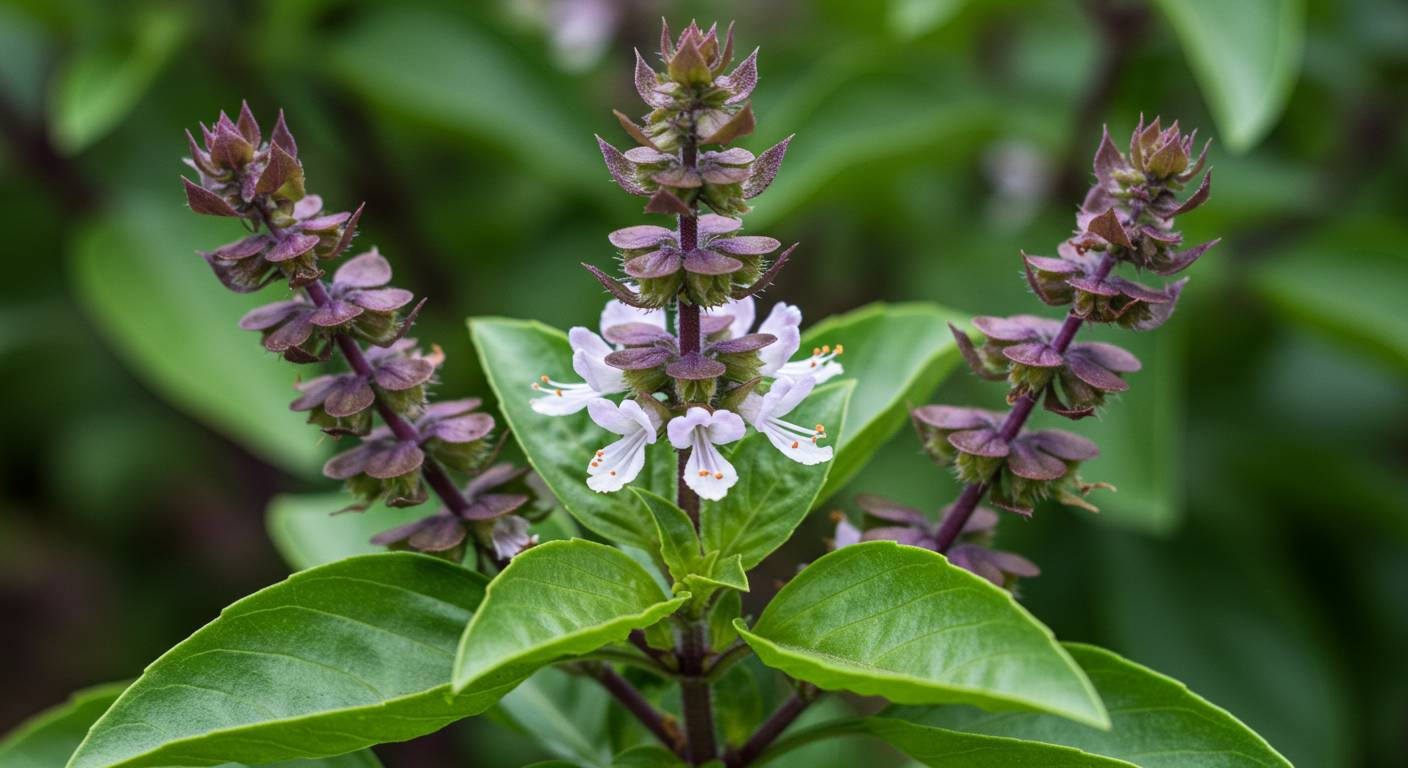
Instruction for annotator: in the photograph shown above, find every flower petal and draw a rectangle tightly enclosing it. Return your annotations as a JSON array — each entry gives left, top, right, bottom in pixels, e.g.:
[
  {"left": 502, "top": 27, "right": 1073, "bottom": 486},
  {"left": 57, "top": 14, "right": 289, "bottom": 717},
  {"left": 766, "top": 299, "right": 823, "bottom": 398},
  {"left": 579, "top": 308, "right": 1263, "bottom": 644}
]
[
  {"left": 856, "top": 494, "right": 929, "bottom": 527},
  {"left": 710, "top": 236, "right": 780, "bottom": 256},
  {"left": 347, "top": 287, "right": 414, "bottom": 312},
  {"left": 1029, "top": 430, "right": 1099, "bottom": 461},
  {"left": 334, "top": 250, "right": 392, "bottom": 288},
  {"left": 682, "top": 248, "right": 743, "bottom": 276},
  {"left": 609, "top": 225, "right": 675, "bottom": 250}
]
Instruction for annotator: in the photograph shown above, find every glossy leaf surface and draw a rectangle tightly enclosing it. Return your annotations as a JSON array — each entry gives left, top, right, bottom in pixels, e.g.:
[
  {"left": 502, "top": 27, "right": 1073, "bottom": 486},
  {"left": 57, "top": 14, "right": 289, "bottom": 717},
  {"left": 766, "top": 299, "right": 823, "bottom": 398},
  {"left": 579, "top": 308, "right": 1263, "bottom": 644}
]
[
  {"left": 452, "top": 539, "right": 687, "bottom": 691},
  {"left": 735, "top": 542, "right": 1107, "bottom": 727},
  {"left": 67, "top": 554, "right": 514, "bottom": 768}
]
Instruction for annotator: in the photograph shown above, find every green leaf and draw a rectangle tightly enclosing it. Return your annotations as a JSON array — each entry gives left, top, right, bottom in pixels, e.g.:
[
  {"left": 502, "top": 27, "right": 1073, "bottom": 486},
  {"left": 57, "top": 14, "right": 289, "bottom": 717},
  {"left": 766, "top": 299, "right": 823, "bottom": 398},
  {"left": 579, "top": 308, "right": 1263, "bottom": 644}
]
[
  {"left": 325, "top": 8, "right": 596, "bottom": 193},
  {"left": 0, "top": 686, "right": 386, "bottom": 768},
  {"left": 872, "top": 718, "right": 1132, "bottom": 766},
  {"left": 702, "top": 382, "right": 853, "bottom": 570},
  {"left": 684, "top": 554, "right": 749, "bottom": 594},
  {"left": 70, "top": 197, "right": 324, "bottom": 476},
  {"left": 1093, "top": 529, "right": 1348, "bottom": 766},
  {"left": 734, "top": 541, "right": 1108, "bottom": 728},
  {"left": 452, "top": 539, "right": 688, "bottom": 692},
  {"left": 49, "top": 6, "right": 187, "bottom": 154},
  {"left": 470, "top": 317, "right": 671, "bottom": 549},
  {"left": 266, "top": 494, "right": 428, "bottom": 570},
  {"left": 265, "top": 493, "right": 577, "bottom": 572},
  {"left": 708, "top": 589, "right": 744, "bottom": 651},
  {"left": 1152, "top": 0, "right": 1305, "bottom": 152},
  {"left": 892, "top": 643, "right": 1292, "bottom": 767},
  {"left": 1255, "top": 224, "right": 1408, "bottom": 374},
  {"left": 799, "top": 302, "right": 966, "bottom": 502},
  {"left": 0, "top": 682, "right": 128, "bottom": 768},
  {"left": 632, "top": 488, "right": 701, "bottom": 585},
  {"left": 611, "top": 745, "right": 685, "bottom": 767},
  {"left": 495, "top": 667, "right": 614, "bottom": 767},
  {"left": 66, "top": 554, "right": 518, "bottom": 768}
]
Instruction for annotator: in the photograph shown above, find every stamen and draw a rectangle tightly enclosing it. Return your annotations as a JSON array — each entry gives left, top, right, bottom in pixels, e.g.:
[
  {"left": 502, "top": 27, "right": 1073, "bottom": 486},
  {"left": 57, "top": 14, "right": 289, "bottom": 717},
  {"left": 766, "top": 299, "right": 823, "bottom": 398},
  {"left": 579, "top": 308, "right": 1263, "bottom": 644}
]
[
  {"left": 609, "top": 470, "right": 616, "bottom": 476},
  {"left": 713, "top": 472, "right": 723, "bottom": 479},
  {"left": 791, "top": 440, "right": 800, "bottom": 449},
  {"left": 555, "top": 389, "right": 563, "bottom": 396},
  {"left": 834, "top": 344, "right": 844, "bottom": 355},
  {"left": 699, "top": 470, "right": 709, "bottom": 477},
  {"left": 540, "top": 375, "right": 549, "bottom": 382},
  {"left": 532, "top": 383, "right": 541, "bottom": 390}
]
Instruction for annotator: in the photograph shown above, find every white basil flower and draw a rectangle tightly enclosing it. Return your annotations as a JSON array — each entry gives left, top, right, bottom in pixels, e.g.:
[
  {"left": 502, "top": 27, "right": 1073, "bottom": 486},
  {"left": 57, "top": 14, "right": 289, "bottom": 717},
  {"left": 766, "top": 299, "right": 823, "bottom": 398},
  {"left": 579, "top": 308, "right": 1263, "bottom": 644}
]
[
  {"left": 737, "top": 375, "right": 833, "bottom": 465},
  {"left": 667, "top": 407, "right": 746, "bottom": 501},
  {"left": 585, "top": 398, "right": 661, "bottom": 493}
]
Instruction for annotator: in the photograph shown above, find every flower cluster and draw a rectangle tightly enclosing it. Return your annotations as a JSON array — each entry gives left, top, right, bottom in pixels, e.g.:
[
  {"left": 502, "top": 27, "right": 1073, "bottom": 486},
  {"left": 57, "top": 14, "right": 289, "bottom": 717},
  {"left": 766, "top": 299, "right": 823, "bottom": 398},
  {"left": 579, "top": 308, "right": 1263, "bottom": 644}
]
[
  {"left": 182, "top": 104, "right": 539, "bottom": 559},
  {"left": 833, "top": 496, "right": 1038, "bottom": 590},
  {"left": 533, "top": 21, "right": 842, "bottom": 504},
  {"left": 854, "top": 118, "right": 1217, "bottom": 580}
]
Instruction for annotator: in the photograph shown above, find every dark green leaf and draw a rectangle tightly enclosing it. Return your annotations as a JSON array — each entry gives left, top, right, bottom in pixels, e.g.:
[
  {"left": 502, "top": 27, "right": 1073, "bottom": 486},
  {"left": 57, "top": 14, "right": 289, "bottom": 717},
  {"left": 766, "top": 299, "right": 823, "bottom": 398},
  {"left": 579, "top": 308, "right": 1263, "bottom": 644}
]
[
  {"left": 67, "top": 554, "right": 515, "bottom": 768},
  {"left": 735, "top": 541, "right": 1107, "bottom": 727},
  {"left": 798, "top": 302, "right": 966, "bottom": 502},
  {"left": 70, "top": 198, "right": 324, "bottom": 476},
  {"left": 631, "top": 488, "right": 700, "bottom": 585},
  {"left": 0, "top": 679, "right": 382, "bottom": 768},
  {"left": 894, "top": 643, "right": 1292, "bottom": 767},
  {"left": 470, "top": 317, "right": 671, "bottom": 549},
  {"left": 0, "top": 683, "right": 128, "bottom": 768},
  {"left": 452, "top": 539, "right": 687, "bottom": 692},
  {"left": 867, "top": 717, "right": 1132, "bottom": 766},
  {"left": 701, "top": 382, "right": 853, "bottom": 569},
  {"left": 1152, "top": 0, "right": 1305, "bottom": 152}
]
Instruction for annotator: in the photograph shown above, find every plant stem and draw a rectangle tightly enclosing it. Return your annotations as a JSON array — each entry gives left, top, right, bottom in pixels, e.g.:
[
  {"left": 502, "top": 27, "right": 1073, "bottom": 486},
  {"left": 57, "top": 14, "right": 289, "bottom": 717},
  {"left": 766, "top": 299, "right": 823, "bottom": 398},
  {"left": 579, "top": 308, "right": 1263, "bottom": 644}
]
[
  {"left": 679, "top": 620, "right": 717, "bottom": 764},
  {"left": 725, "top": 688, "right": 815, "bottom": 767},
  {"left": 255, "top": 208, "right": 478, "bottom": 522},
  {"left": 586, "top": 664, "right": 686, "bottom": 758},
  {"left": 931, "top": 251, "right": 1118, "bottom": 552},
  {"left": 676, "top": 137, "right": 703, "bottom": 528}
]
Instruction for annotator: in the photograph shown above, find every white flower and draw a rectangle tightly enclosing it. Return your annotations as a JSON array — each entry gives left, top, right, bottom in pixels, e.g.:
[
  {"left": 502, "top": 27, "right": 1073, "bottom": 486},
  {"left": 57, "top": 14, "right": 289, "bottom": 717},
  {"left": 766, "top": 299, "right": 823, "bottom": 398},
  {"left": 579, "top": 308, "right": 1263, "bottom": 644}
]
[
  {"left": 531, "top": 327, "right": 628, "bottom": 415},
  {"left": 722, "top": 298, "right": 845, "bottom": 385},
  {"left": 667, "top": 407, "right": 746, "bottom": 501},
  {"left": 532, "top": 298, "right": 663, "bottom": 416},
  {"left": 600, "top": 299, "right": 666, "bottom": 335},
  {"left": 491, "top": 516, "right": 538, "bottom": 560},
  {"left": 585, "top": 398, "right": 660, "bottom": 493},
  {"left": 737, "top": 375, "right": 833, "bottom": 465}
]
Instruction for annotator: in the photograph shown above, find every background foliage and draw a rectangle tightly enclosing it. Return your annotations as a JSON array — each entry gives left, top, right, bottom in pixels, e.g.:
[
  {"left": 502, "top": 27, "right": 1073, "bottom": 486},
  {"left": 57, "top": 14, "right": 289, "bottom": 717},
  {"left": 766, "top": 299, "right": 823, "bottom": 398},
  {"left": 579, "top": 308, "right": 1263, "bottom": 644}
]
[{"left": 0, "top": 0, "right": 1404, "bottom": 766}]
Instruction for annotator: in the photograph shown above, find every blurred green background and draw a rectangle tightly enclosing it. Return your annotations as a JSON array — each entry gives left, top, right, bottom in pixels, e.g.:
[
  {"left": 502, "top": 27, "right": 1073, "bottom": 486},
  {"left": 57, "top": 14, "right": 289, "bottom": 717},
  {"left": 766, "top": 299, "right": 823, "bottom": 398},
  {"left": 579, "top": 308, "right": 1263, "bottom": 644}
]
[{"left": 1, "top": 0, "right": 1405, "bottom": 765}]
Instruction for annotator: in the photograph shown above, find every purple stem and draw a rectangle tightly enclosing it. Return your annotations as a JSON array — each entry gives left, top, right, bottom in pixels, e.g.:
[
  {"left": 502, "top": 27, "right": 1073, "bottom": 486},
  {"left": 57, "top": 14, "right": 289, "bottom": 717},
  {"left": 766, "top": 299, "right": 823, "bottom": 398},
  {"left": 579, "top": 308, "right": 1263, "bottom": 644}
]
[
  {"left": 589, "top": 664, "right": 685, "bottom": 758},
  {"left": 258, "top": 211, "right": 475, "bottom": 519},
  {"left": 725, "top": 691, "right": 813, "bottom": 767},
  {"left": 931, "top": 250, "right": 1118, "bottom": 552}
]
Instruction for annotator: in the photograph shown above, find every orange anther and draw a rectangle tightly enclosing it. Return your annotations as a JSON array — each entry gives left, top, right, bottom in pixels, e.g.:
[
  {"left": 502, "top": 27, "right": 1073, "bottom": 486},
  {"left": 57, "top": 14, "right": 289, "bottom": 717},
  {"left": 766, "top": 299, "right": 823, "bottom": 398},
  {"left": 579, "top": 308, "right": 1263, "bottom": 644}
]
[
  {"left": 791, "top": 441, "right": 800, "bottom": 449},
  {"left": 713, "top": 472, "right": 724, "bottom": 480}
]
